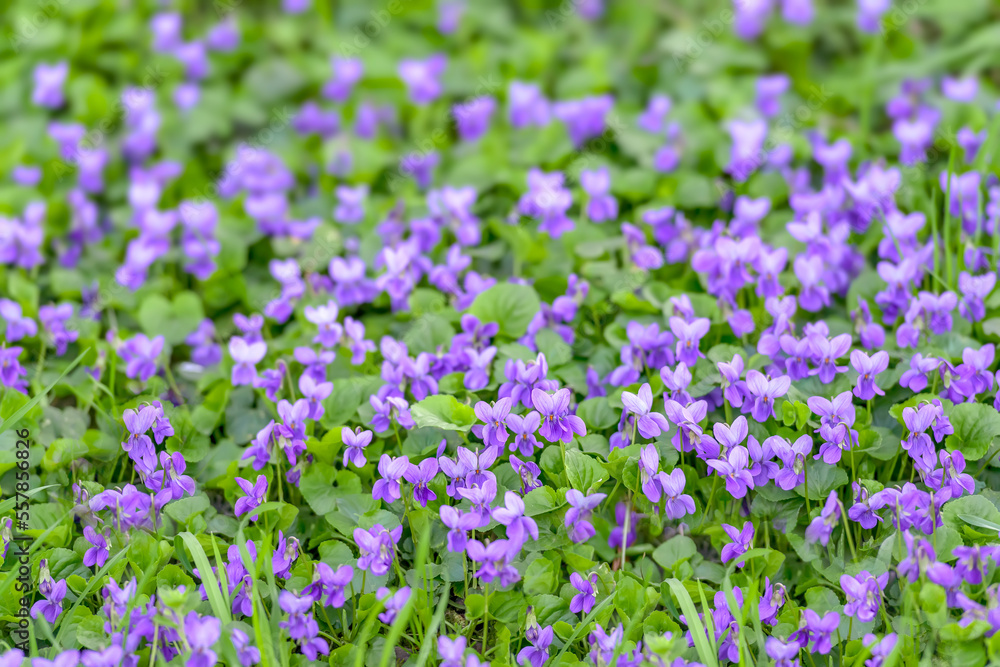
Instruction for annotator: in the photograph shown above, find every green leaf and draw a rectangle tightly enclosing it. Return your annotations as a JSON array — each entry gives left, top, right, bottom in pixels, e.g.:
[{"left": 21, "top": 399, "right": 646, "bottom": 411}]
[
  {"left": 523, "top": 486, "right": 562, "bottom": 516},
  {"left": 576, "top": 398, "right": 619, "bottom": 429},
  {"left": 523, "top": 558, "right": 558, "bottom": 595},
  {"left": 613, "top": 575, "right": 643, "bottom": 621},
  {"left": 565, "top": 448, "right": 607, "bottom": 492},
  {"left": 299, "top": 463, "right": 341, "bottom": 515},
  {"left": 164, "top": 495, "right": 211, "bottom": 524},
  {"left": 536, "top": 328, "right": 573, "bottom": 367},
  {"left": 41, "top": 438, "right": 87, "bottom": 471},
  {"left": 652, "top": 535, "right": 697, "bottom": 570},
  {"left": 128, "top": 531, "right": 160, "bottom": 574},
  {"left": 946, "top": 403, "right": 1000, "bottom": 460},
  {"left": 465, "top": 593, "right": 486, "bottom": 619},
  {"left": 796, "top": 459, "right": 849, "bottom": 498},
  {"left": 8, "top": 271, "right": 39, "bottom": 313},
  {"left": 944, "top": 495, "right": 1000, "bottom": 538},
  {"left": 137, "top": 291, "right": 205, "bottom": 346},
  {"left": 320, "top": 375, "right": 383, "bottom": 427},
  {"left": 410, "top": 395, "right": 478, "bottom": 432},
  {"left": 242, "top": 58, "right": 307, "bottom": 103},
  {"left": 191, "top": 382, "right": 231, "bottom": 435},
  {"left": 468, "top": 283, "right": 541, "bottom": 338},
  {"left": 856, "top": 427, "right": 901, "bottom": 461}
]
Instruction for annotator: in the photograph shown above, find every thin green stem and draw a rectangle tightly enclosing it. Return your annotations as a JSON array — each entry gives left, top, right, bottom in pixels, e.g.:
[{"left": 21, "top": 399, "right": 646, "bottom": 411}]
[
  {"left": 620, "top": 494, "right": 631, "bottom": 569},
  {"left": 840, "top": 504, "right": 858, "bottom": 562},
  {"left": 393, "top": 423, "right": 403, "bottom": 454},
  {"left": 34, "top": 339, "right": 47, "bottom": 389},
  {"left": 943, "top": 144, "right": 957, "bottom": 287},
  {"left": 804, "top": 463, "right": 811, "bottom": 514},
  {"left": 484, "top": 583, "right": 491, "bottom": 643},
  {"left": 705, "top": 475, "right": 720, "bottom": 521}
]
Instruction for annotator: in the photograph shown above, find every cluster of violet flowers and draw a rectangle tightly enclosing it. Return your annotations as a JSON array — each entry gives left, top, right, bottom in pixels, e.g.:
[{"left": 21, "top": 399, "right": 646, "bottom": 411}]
[{"left": 9, "top": 1, "right": 1000, "bottom": 666}]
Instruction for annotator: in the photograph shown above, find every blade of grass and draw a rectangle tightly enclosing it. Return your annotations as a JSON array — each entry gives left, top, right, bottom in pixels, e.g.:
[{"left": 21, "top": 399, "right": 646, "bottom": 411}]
[
  {"left": 943, "top": 144, "right": 957, "bottom": 287},
  {"left": 931, "top": 185, "right": 940, "bottom": 292},
  {"left": 377, "top": 583, "right": 417, "bottom": 667},
  {"left": 745, "top": 580, "right": 767, "bottom": 666},
  {"left": 210, "top": 535, "right": 232, "bottom": 613},
  {"left": 237, "top": 529, "right": 278, "bottom": 667},
  {"left": 665, "top": 579, "right": 719, "bottom": 667},
  {"left": 722, "top": 575, "right": 756, "bottom": 667},
  {"left": 959, "top": 514, "right": 1000, "bottom": 532},
  {"left": 414, "top": 582, "right": 451, "bottom": 667},
  {"left": 722, "top": 549, "right": 776, "bottom": 665},
  {"left": 353, "top": 595, "right": 388, "bottom": 667},
  {"left": 696, "top": 581, "right": 719, "bottom": 661},
  {"left": 857, "top": 34, "right": 883, "bottom": 157},
  {"left": 974, "top": 112, "right": 1000, "bottom": 174},
  {"left": 117, "top": 556, "right": 156, "bottom": 642},
  {"left": 179, "top": 532, "right": 232, "bottom": 624},
  {"left": 378, "top": 519, "right": 432, "bottom": 667},
  {"left": 0, "top": 484, "right": 59, "bottom": 514},
  {"left": 36, "top": 616, "right": 60, "bottom": 652},
  {"left": 0, "top": 349, "right": 88, "bottom": 434},
  {"left": 260, "top": 536, "right": 290, "bottom": 667}
]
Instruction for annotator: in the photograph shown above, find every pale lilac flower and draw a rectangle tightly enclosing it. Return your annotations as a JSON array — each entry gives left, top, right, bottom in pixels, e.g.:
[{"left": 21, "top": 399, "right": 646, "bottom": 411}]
[
  {"left": 304, "top": 300, "right": 343, "bottom": 347},
  {"left": 373, "top": 455, "right": 410, "bottom": 504},
  {"left": 745, "top": 370, "right": 790, "bottom": 421},
  {"left": 440, "top": 506, "right": 480, "bottom": 552},
  {"left": 569, "top": 572, "right": 599, "bottom": 614},
  {"left": 229, "top": 337, "right": 266, "bottom": 386},
  {"left": 377, "top": 586, "right": 412, "bottom": 624},
  {"left": 564, "top": 489, "right": 606, "bottom": 543},
  {"left": 33, "top": 62, "right": 68, "bottom": 108},
  {"left": 472, "top": 398, "right": 512, "bottom": 451},
  {"left": 492, "top": 491, "right": 539, "bottom": 548},
  {"left": 82, "top": 526, "right": 111, "bottom": 568},
  {"left": 620, "top": 383, "right": 670, "bottom": 439},
  {"left": 398, "top": 54, "right": 447, "bottom": 104},
  {"left": 669, "top": 316, "right": 710, "bottom": 367},
  {"left": 532, "top": 388, "right": 587, "bottom": 443},
  {"left": 234, "top": 475, "right": 268, "bottom": 521},
  {"left": 0, "top": 299, "right": 37, "bottom": 341},
  {"left": 354, "top": 524, "right": 402, "bottom": 576},
  {"left": 404, "top": 458, "right": 439, "bottom": 507},
  {"left": 850, "top": 350, "right": 889, "bottom": 400},
  {"left": 659, "top": 469, "right": 695, "bottom": 519},
  {"left": 841, "top": 571, "right": 889, "bottom": 623},
  {"left": 342, "top": 427, "right": 373, "bottom": 468},
  {"left": 720, "top": 522, "right": 754, "bottom": 567},
  {"left": 708, "top": 446, "right": 754, "bottom": 499},
  {"left": 506, "top": 411, "right": 541, "bottom": 457}
]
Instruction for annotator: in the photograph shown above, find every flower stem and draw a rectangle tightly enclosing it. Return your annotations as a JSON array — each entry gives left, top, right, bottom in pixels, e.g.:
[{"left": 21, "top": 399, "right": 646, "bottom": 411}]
[
  {"left": 149, "top": 622, "right": 159, "bottom": 667},
  {"left": 804, "top": 463, "right": 811, "bottom": 513},
  {"left": 840, "top": 504, "right": 858, "bottom": 562},
  {"left": 393, "top": 423, "right": 403, "bottom": 454},
  {"left": 619, "top": 495, "right": 631, "bottom": 570},
  {"left": 34, "top": 339, "right": 47, "bottom": 389},
  {"left": 705, "top": 476, "right": 720, "bottom": 521},
  {"left": 483, "top": 583, "right": 490, "bottom": 650}
]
